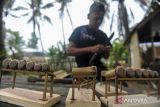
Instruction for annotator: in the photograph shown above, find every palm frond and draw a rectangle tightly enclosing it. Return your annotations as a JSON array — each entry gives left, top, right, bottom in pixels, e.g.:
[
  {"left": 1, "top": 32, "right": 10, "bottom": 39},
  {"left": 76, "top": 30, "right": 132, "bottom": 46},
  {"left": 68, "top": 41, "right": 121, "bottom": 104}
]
[
  {"left": 66, "top": 6, "right": 73, "bottom": 29},
  {"left": 8, "top": 13, "right": 20, "bottom": 18},
  {"left": 43, "top": 15, "right": 52, "bottom": 25},
  {"left": 110, "top": 11, "right": 115, "bottom": 32},
  {"left": 134, "top": 0, "right": 151, "bottom": 10},
  {"left": 11, "top": 6, "right": 28, "bottom": 11},
  {"left": 129, "top": 8, "right": 134, "bottom": 21},
  {"left": 41, "top": 3, "right": 54, "bottom": 9}
]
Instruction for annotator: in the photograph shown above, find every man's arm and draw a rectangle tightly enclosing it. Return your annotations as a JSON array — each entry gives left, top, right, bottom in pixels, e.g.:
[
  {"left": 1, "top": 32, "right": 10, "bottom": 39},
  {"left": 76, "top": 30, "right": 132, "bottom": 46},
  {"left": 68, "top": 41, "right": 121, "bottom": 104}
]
[{"left": 67, "top": 42, "right": 106, "bottom": 56}]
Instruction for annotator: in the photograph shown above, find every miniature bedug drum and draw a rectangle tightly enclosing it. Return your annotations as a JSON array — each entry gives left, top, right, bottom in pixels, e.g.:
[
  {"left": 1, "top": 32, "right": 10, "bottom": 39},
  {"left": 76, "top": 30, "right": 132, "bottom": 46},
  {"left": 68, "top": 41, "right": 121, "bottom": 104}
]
[
  {"left": 71, "top": 66, "right": 97, "bottom": 101},
  {"left": 102, "top": 66, "right": 160, "bottom": 103},
  {"left": 103, "top": 66, "right": 159, "bottom": 78},
  {"left": 72, "top": 66, "right": 97, "bottom": 76}
]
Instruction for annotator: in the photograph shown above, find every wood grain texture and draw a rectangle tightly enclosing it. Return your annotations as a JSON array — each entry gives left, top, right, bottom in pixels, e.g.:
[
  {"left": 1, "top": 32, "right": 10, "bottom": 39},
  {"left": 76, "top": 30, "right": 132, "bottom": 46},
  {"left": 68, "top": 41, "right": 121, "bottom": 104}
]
[
  {"left": 134, "top": 68, "right": 143, "bottom": 77},
  {"left": 125, "top": 67, "right": 135, "bottom": 77},
  {"left": 103, "top": 66, "right": 126, "bottom": 78},
  {"left": 42, "top": 63, "right": 50, "bottom": 72},
  {"left": 26, "top": 61, "right": 35, "bottom": 71},
  {"left": 72, "top": 66, "right": 96, "bottom": 75},
  {"left": 0, "top": 88, "right": 61, "bottom": 107},
  {"left": 2, "top": 58, "right": 12, "bottom": 68},
  {"left": 34, "top": 63, "right": 42, "bottom": 71},
  {"left": 141, "top": 69, "right": 149, "bottom": 77},
  {"left": 18, "top": 60, "right": 26, "bottom": 70},
  {"left": 66, "top": 88, "right": 101, "bottom": 107},
  {"left": 9, "top": 59, "right": 18, "bottom": 69}
]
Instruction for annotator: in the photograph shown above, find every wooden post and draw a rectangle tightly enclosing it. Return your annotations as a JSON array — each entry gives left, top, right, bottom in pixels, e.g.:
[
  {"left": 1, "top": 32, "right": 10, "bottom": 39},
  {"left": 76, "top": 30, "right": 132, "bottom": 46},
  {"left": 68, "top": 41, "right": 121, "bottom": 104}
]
[
  {"left": 108, "top": 80, "right": 110, "bottom": 92},
  {"left": 87, "top": 77, "right": 89, "bottom": 89},
  {"left": 50, "top": 75, "right": 54, "bottom": 97},
  {"left": 115, "top": 77, "right": 118, "bottom": 104},
  {"left": 12, "top": 72, "right": 17, "bottom": 89},
  {"left": 120, "top": 81, "right": 122, "bottom": 93},
  {"left": 72, "top": 78, "right": 75, "bottom": 100},
  {"left": 0, "top": 70, "right": 2, "bottom": 83},
  {"left": 92, "top": 77, "right": 96, "bottom": 101},
  {"left": 147, "top": 81, "right": 151, "bottom": 96},
  {"left": 158, "top": 79, "right": 160, "bottom": 99},
  {"left": 105, "top": 78, "right": 108, "bottom": 98},
  {"left": 43, "top": 72, "right": 48, "bottom": 101}
]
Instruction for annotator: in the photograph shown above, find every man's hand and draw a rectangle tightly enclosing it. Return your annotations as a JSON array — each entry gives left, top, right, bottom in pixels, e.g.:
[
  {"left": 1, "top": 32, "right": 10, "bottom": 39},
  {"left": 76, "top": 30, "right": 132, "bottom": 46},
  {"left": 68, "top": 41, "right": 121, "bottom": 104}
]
[
  {"left": 88, "top": 44, "right": 111, "bottom": 53},
  {"left": 103, "top": 45, "right": 111, "bottom": 58},
  {"left": 88, "top": 44, "right": 105, "bottom": 53}
]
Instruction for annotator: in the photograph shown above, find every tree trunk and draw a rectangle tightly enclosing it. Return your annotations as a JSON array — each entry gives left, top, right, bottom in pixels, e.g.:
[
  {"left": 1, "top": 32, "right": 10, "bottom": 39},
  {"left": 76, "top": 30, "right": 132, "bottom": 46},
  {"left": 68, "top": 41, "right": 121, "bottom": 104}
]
[{"left": 0, "top": 0, "right": 6, "bottom": 65}]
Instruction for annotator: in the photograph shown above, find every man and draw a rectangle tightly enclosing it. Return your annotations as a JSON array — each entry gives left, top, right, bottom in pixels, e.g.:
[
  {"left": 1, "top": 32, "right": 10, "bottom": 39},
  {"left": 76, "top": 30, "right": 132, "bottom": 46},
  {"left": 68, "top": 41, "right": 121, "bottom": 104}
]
[{"left": 67, "top": 2, "right": 111, "bottom": 80}]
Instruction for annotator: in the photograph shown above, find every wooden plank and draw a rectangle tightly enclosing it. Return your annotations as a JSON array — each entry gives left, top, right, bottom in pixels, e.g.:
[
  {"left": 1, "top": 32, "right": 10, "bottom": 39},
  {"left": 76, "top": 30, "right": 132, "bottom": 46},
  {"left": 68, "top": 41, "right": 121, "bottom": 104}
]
[
  {"left": 53, "top": 70, "right": 70, "bottom": 79},
  {"left": 65, "top": 88, "right": 101, "bottom": 107},
  {"left": 100, "top": 94, "right": 160, "bottom": 107},
  {"left": 96, "top": 82, "right": 128, "bottom": 96},
  {"left": 0, "top": 88, "right": 61, "bottom": 107}
]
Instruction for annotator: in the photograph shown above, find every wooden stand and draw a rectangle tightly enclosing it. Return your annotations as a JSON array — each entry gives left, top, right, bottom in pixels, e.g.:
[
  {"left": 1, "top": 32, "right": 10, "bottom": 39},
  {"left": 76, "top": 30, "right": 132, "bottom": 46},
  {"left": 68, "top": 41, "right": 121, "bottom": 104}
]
[
  {"left": 66, "top": 66, "right": 101, "bottom": 107},
  {"left": 0, "top": 88, "right": 61, "bottom": 107},
  {"left": 101, "top": 67, "right": 160, "bottom": 103},
  {"left": 105, "top": 77, "right": 160, "bottom": 103},
  {"left": 96, "top": 82, "right": 128, "bottom": 96},
  {"left": 0, "top": 68, "right": 61, "bottom": 107},
  {"left": 65, "top": 88, "right": 101, "bottom": 107}
]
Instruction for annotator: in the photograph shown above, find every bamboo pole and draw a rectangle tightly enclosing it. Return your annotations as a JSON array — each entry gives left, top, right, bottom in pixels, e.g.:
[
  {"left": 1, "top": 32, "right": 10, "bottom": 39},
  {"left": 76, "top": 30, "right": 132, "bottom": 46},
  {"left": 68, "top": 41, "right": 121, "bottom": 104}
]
[
  {"left": 0, "top": 70, "right": 2, "bottom": 83},
  {"left": 72, "top": 66, "right": 96, "bottom": 75},
  {"left": 105, "top": 79, "right": 108, "bottom": 98},
  {"left": 12, "top": 72, "right": 17, "bottom": 89},
  {"left": 50, "top": 75, "right": 54, "bottom": 97},
  {"left": 72, "top": 78, "right": 75, "bottom": 100},
  {"left": 43, "top": 73, "right": 48, "bottom": 101},
  {"left": 92, "top": 77, "right": 96, "bottom": 101},
  {"left": 104, "top": 66, "right": 126, "bottom": 78}
]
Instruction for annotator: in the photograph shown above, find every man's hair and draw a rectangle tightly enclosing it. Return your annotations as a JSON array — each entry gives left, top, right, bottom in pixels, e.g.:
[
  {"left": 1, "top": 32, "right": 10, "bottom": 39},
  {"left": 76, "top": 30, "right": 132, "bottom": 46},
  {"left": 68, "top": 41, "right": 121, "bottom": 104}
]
[{"left": 89, "top": 2, "right": 105, "bottom": 13}]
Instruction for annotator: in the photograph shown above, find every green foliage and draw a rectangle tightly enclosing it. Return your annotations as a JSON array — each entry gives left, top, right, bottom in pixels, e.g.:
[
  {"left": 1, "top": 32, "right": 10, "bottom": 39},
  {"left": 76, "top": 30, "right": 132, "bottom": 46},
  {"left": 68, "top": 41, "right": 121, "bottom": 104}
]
[
  {"left": 5, "top": 29, "right": 25, "bottom": 58},
  {"left": 47, "top": 41, "right": 68, "bottom": 70},
  {"left": 27, "top": 32, "right": 38, "bottom": 49},
  {"left": 48, "top": 41, "right": 66, "bottom": 61},
  {"left": 0, "top": 50, "right": 6, "bottom": 66},
  {"left": 108, "top": 38, "right": 128, "bottom": 69}
]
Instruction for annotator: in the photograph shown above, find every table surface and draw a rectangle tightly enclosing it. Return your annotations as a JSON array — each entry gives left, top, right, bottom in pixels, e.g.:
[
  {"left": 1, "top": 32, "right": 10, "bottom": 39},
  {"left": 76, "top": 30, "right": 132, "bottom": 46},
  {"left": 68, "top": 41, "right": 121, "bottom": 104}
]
[{"left": 0, "top": 75, "right": 157, "bottom": 107}]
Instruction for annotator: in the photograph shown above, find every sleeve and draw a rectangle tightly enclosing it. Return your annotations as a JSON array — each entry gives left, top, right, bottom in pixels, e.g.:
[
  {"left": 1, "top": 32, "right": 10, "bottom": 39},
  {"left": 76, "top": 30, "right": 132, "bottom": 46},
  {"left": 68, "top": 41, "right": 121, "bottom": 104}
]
[{"left": 68, "top": 27, "right": 81, "bottom": 44}]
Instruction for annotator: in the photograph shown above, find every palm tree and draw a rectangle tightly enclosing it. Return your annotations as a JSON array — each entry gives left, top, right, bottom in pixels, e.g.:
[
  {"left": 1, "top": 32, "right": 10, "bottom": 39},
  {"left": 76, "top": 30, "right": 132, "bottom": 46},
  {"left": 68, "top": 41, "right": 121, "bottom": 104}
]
[
  {"left": 27, "top": 0, "right": 54, "bottom": 53},
  {"left": 95, "top": 0, "right": 151, "bottom": 40},
  {"left": 56, "top": 0, "right": 73, "bottom": 55},
  {"left": 0, "top": 0, "right": 5, "bottom": 64},
  {"left": 0, "top": 0, "right": 15, "bottom": 63},
  {"left": 6, "top": 0, "right": 54, "bottom": 53}
]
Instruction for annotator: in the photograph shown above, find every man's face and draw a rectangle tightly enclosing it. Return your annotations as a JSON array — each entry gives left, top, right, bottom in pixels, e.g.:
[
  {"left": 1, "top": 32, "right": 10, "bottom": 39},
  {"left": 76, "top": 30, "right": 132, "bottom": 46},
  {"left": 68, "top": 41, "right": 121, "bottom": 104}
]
[{"left": 88, "top": 11, "right": 105, "bottom": 29}]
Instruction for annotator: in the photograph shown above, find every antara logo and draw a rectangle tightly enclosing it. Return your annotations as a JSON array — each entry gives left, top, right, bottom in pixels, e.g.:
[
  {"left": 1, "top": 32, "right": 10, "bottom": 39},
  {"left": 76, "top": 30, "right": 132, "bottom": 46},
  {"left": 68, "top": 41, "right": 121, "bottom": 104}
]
[{"left": 115, "top": 96, "right": 148, "bottom": 104}]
